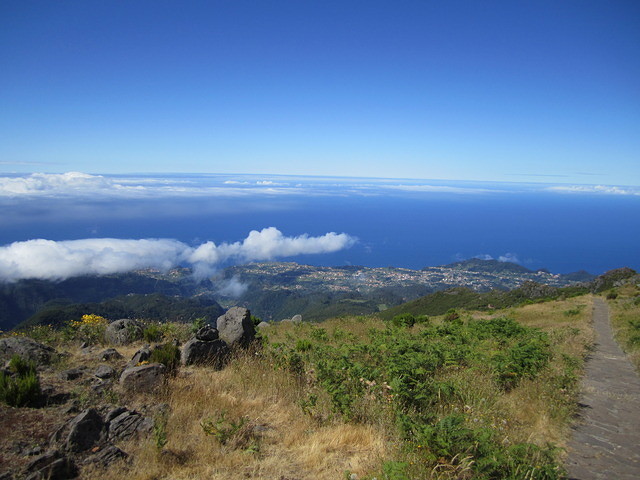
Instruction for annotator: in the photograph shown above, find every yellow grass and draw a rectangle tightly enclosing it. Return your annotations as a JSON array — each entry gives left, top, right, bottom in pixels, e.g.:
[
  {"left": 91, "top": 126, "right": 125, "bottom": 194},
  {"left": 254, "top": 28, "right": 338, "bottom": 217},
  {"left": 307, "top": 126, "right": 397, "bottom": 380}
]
[{"left": 93, "top": 349, "right": 389, "bottom": 480}]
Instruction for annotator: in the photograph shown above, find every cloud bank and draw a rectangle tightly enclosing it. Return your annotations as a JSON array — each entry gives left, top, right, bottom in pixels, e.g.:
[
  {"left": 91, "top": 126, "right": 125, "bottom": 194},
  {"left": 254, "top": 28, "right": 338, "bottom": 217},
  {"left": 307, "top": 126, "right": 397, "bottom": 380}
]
[
  {"left": 0, "top": 227, "right": 356, "bottom": 282},
  {"left": 547, "top": 185, "right": 640, "bottom": 196}
]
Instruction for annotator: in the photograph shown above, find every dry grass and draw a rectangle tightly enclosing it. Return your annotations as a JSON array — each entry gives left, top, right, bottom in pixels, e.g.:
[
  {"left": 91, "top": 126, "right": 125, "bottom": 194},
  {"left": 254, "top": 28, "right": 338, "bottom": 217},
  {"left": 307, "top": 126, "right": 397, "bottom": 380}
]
[
  {"left": 607, "top": 285, "right": 640, "bottom": 372},
  {"left": 94, "top": 349, "right": 389, "bottom": 480}
]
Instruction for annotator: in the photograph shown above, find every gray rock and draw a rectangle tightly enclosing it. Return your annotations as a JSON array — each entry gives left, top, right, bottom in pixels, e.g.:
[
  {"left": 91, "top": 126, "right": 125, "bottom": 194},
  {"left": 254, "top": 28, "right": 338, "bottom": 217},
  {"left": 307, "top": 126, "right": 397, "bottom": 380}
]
[
  {"left": 291, "top": 314, "right": 303, "bottom": 323},
  {"left": 216, "top": 306, "right": 255, "bottom": 347},
  {"left": 181, "top": 337, "right": 229, "bottom": 368},
  {"left": 256, "top": 321, "right": 270, "bottom": 329},
  {"left": 0, "top": 336, "right": 56, "bottom": 366},
  {"left": 119, "top": 363, "right": 166, "bottom": 393},
  {"left": 63, "top": 408, "right": 106, "bottom": 453},
  {"left": 195, "top": 325, "right": 219, "bottom": 341},
  {"left": 59, "top": 367, "right": 86, "bottom": 381},
  {"left": 94, "top": 364, "right": 116, "bottom": 379},
  {"left": 108, "top": 410, "right": 153, "bottom": 442},
  {"left": 126, "top": 345, "right": 151, "bottom": 368},
  {"left": 83, "top": 445, "right": 128, "bottom": 468},
  {"left": 105, "top": 406, "right": 128, "bottom": 423},
  {"left": 99, "top": 348, "right": 123, "bottom": 361},
  {"left": 104, "top": 319, "right": 143, "bottom": 345},
  {"left": 23, "top": 450, "right": 77, "bottom": 480}
]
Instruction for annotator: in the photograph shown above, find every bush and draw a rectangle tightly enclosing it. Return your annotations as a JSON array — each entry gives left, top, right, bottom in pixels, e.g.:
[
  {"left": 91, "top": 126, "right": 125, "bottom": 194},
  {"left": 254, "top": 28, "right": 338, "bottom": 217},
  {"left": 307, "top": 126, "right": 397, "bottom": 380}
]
[
  {"left": 390, "top": 314, "right": 416, "bottom": 328},
  {"left": 444, "top": 308, "right": 461, "bottom": 323},
  {"left": 143, "top": 323, "right": 164, "bottom": 343},
  {"left": 68, "top": 314, "right": 108, "bottom": 345},
  {"left": 0, "top": 355, "right": 42, "bottom": 407},
  {"left": 295, "top": 339, "right": 313, "bottom": 352},
  {"left": 150, "top": 343, "right": 181, "bottom": 373}
]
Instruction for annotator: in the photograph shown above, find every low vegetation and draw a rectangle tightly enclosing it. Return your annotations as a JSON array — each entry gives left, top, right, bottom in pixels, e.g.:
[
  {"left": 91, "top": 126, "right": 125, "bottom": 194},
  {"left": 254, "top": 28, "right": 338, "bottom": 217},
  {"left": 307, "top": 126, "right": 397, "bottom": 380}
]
[
  {"left": 1, "top": 295, "right": 594, "bottom": 479},
  {"left": 605, "top": 279, "right": 640, "bottom": 372}
]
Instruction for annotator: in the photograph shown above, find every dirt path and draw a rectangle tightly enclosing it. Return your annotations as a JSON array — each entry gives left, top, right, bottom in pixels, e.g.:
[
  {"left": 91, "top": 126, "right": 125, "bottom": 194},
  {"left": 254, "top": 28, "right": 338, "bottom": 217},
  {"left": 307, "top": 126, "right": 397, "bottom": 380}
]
[{"left": 565, "top": 297, "right": 640, "bottom": 479}]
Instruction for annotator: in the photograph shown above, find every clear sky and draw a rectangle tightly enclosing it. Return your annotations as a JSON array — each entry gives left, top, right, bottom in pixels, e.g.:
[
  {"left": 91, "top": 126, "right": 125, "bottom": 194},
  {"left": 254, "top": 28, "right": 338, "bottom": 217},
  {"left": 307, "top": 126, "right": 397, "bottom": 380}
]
[{"left": 1, "top": 0, "right": 639, "bottom": 185}]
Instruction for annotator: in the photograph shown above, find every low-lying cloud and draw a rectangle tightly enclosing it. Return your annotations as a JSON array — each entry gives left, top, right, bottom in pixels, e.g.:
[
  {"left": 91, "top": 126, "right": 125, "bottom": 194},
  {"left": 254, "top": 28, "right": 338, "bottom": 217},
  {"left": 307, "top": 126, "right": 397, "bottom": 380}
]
[
  {"left": 547, "top": 185, "right": 640, "bottom": 196},
  {"left": 473, "top": 253, "right": 521, "bottom": 264},
  {"left": 0, "top": 227, "right": 356, "bottom": 282}
]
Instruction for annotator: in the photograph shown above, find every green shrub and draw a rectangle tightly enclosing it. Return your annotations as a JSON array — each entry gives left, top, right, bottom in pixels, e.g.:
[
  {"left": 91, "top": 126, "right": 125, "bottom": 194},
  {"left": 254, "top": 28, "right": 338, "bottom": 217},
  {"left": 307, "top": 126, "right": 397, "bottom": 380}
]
[
  {"left": 191, "top": 317, "right": 207, "bottom": 334},
  {"left": 150, "top": 343, "right": 181, "bottom": 373},
  {"left": 295, "top": 339, "right": 313, "bottom": 352},
  {"left": 200, "top": 410, "right": 246, "bottom": 445},
  {"left": 444, "top": 308, "right": 461, "bottom": 323},
  {"left": 390, "top": 313, "right": 416, "bottom": 328},
  {"left": 0, "top": 355, "right": 42, "bottom": 407},
  {"left": 606, "top": 291, "right": 618, "bottom": 300},
  {"left": 494, "top": 335, "right": 550, "bottom": 390},
  {"left": 143, "top": 323, "right": 164, "bottom": 343}
]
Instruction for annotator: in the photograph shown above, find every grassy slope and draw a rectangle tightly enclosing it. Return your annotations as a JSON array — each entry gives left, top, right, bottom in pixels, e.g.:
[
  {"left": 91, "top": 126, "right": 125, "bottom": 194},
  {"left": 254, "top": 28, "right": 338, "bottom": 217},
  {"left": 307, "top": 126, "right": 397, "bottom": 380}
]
[{"left": 2, "top": 295, "right": 594, "bottom": 480}]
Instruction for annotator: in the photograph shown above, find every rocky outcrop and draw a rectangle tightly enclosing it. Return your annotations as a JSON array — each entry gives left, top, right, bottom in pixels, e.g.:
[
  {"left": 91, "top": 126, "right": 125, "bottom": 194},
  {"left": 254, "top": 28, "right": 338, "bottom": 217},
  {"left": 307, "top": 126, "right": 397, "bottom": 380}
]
[
  {"left": 108, "top": 409, "right": 153, "bottom": 442},
  {"left": 82, "top": 445, "right": 128, "bottom": 468},
  {"left": 23, "top": 450, "right": 78, "bottom": 480},
  {"left": 0, "top": 336, "right": 56, "bottom": 366},
  {"left": 181, "top": 333, "right": 229, "bottom": 368},
  {"left": 104, "top": 319, "right": 143, "bottom": 345},
  {"left": 50, "top": 408, "right": 106, "bottom": 453},
  {"left": 216, "top": 307, "right": 255, "bottom": 347},
  {"left": 119, "top": 363, "right": 166, "bottom": 393}
]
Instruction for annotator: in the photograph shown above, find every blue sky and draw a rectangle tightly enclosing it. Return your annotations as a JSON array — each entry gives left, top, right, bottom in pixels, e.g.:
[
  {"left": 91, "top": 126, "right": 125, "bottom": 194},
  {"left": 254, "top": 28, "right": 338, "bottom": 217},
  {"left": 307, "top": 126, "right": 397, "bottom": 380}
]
[{"left": 1, "top": 0, "right": 639, "bottom": 185}]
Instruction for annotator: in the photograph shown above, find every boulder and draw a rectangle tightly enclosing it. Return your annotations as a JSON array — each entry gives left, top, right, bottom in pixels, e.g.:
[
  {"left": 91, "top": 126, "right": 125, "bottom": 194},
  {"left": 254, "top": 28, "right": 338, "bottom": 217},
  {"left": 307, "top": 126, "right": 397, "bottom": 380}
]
[
  {"left": 181, "top": 337, "right": 229, "bottom": 368},
  {"left": 126, "top": 345, "right": 152, "bottom": 368},
  {"left": 94, "top": 364, "right": 116, "bottom": 379},
  {"left": 59, "top": 367, "right": 86, "bottom": 381},
  {"left": 23, "top": 450, "right": 77, "bottom": 480},
  {"left": 104, "top": 319, "right": 143, "bottom": 345},
  {"left": 196, "top": 325, "right": 219, "bottom": 341},
  {"left": 291, "top": 314, "right": 303, "bottom": 324},
  {"left": 119, "top": 363, "right": 166, "bottom": 393},
  {"left": 256, "top": 321, "right": 270, "bottom": 329},
  {"left": 108, "top": 409, "right": 153, "bottom": 442},
  {"left": 0, "top": 337, "right": 56, "bottom": 366},
  {"left": 58, "top": 408, "right": 106, "bottom": 453},
  {"left": 99, "top": 348, "right": 123, "bottom": 362},
  {"left": 216, "top": 307, "right": 255, "bottom": 347}
]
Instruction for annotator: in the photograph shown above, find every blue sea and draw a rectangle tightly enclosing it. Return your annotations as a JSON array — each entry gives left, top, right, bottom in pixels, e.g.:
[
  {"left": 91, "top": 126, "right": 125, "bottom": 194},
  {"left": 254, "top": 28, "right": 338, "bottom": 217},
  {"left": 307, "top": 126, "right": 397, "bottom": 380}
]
[{"left": 1, "top": 173, "right": 639, "bottom": 275}]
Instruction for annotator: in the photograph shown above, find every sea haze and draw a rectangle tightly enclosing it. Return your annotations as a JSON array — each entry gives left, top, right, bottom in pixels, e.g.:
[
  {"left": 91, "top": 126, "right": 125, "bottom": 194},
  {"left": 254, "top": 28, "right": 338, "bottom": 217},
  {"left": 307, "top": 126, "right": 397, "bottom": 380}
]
[{"left": 1, "top": 172, "right": 639, "bottom": 275}]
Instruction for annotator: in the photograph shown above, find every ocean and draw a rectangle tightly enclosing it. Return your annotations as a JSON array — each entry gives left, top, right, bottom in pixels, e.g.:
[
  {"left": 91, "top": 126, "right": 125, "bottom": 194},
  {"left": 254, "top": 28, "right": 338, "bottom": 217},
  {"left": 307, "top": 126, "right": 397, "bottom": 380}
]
[{"left": 1, "top": 173, "right": 639, "bottom": 275}]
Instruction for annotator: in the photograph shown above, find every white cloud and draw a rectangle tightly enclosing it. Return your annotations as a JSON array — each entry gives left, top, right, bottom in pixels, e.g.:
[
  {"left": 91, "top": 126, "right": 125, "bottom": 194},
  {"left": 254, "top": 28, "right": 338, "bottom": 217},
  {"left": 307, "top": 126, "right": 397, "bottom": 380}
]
[
  {"left": 0, "top": 172, "right": 142, "bottom": 197},
  {"left": 498, "top": 253, "right": 520, "bottom": 264},
  {"left": 0, "top": 172, "right": 304, "bottom": 199},
  {"left": 472, "top": 253, "right": 521, "bottom": 264},
  {"left": 0, "top": 238, "right": 185, "bottom": 282},
  {"left": 215, "top": 277, "right": 249, "bottom": 298},
  {"left": 0, "top": 228, "right": 356, "bottom": 282},
  {"left": 547, "top": 185, "right": 640, "bottom": 196}
]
